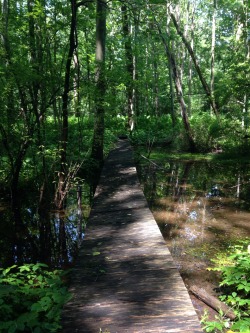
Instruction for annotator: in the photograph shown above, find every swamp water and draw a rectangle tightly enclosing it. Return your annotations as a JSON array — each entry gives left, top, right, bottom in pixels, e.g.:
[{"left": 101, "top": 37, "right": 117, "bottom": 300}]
[
  {"left": 1, "top": 151, "right": 250, "bottom": 322},
  {"left": 0, "top": 186, "right": 92, "bottom": 268},
  {"left": 136, "top": 154, "right": 250, "bottom": 319}
]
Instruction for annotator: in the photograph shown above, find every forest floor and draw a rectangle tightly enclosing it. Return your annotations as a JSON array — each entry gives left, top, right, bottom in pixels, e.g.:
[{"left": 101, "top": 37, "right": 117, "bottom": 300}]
[{"left": 178, "top": 257, "right": 221, "bottom": 321}]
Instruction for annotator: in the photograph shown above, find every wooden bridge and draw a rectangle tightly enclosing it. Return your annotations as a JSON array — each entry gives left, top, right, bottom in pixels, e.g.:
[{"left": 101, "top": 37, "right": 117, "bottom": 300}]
[{"left": 62, "top": 139, "right": 203, "bottom": 333}]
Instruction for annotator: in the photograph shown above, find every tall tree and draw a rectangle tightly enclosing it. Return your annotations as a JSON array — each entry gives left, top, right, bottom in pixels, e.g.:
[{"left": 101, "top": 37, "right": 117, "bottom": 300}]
[
  {"left": 55, "top": 0, "right": 78, "bottom": 209},
  {"left": 210, "top": 0, "right": 217, "bottom": 103},
  {"left": 0, "top": 0, "right": 43, "bottom": 201},
  {"left": 242, "top": 0, "right": 249, "bottom": 129},
  {"left": 121, "top": 4, "right": 135, "bottom": 131},
  {"left": 155, "top": 15, "right": 197, "bottom": 152},
  {"left": 187, "top": 0, "right": 195, "bottom": 115},
  {"left": 169, "top": 5, "right": 219, "bottom": 117},
  {"left": 91, "top": 0, "right": 107, "bottom": 163}
]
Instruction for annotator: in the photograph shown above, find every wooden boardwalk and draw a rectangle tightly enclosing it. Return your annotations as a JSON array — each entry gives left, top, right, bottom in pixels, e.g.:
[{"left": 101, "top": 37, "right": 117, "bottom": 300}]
[{"left": 62, "top": 139, "right": 203, "bottom": 333}]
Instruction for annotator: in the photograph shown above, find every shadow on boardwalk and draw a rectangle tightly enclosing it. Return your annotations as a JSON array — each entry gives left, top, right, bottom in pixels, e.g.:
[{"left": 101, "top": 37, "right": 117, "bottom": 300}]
[{"left": 62, "top": 139, "right": 203, "bottom": 333}]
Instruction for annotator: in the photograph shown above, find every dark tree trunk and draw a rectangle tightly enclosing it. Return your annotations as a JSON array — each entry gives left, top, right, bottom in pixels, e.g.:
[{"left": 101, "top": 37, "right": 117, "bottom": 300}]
[
  {"left": 10, "top": 140, "right": 31, "bottom": 201},
  {"left": 55, "top": 0, "right": 77, "bottom": 209}
]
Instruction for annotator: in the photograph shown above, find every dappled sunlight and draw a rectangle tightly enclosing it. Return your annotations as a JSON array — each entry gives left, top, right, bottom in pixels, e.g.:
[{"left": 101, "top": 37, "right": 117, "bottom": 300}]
[{"left": 62, "top": 140, "right": 202, "bottom": 332}]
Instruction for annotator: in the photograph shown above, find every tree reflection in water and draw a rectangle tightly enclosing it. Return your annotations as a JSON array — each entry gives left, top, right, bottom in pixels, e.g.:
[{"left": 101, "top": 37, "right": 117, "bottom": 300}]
[
  {"left": 0, "top": 186, "right": 90, "bottom": 269},
  {"left": 137, "top": 158, "right": 250, "bottom": 293}
]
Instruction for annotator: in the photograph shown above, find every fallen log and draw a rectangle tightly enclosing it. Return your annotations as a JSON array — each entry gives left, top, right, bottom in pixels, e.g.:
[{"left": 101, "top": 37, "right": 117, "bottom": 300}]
[
  {"left": 140, "top": 155, "right": 164, "bottom": 169},
  {"left": 190, "top": 285, "right": 236, "bottom": 320}
]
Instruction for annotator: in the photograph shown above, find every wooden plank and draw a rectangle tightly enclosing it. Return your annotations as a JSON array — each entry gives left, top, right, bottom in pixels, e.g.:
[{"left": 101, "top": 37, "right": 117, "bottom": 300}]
[{"left": 62, "top": 139, "right": 203, "bottom": 333}]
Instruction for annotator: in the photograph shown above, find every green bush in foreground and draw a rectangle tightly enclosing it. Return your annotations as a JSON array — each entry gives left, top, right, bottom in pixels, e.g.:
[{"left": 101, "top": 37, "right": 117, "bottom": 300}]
[
  {"left": 202, "top": 241, "right": 250, "bottom": 333},
  {"left": 0, "top": 263, "right": 71, "bottom": 333}
]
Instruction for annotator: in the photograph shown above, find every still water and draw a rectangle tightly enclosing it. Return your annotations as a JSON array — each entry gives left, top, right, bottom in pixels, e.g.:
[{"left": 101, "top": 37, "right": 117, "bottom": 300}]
[
  {"left": 0, "top": 186, "right": 91, "bottom": 269},
  {"left": 1, "top": 155, "right": 250, "bottom": 288},
  {"left": 136, "top": 156, "right": 250, "bottom": 294}
]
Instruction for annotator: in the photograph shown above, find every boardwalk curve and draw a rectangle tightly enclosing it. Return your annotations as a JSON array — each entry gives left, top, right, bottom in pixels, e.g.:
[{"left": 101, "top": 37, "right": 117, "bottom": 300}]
[{"left": 62, "top": 139, "right": 203, "bottom": 333}]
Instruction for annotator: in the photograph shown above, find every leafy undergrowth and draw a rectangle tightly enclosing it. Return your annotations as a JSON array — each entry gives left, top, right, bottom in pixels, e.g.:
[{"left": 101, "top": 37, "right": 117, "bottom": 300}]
[
  {"left": 135, "top": 146, "right": 250, "bottom": 165},
  {"left": 201, "top": 240, "right": 250, "bottom": 333},
  {"left": 0, "top": 263, "right": 71, "bottom": 333}
]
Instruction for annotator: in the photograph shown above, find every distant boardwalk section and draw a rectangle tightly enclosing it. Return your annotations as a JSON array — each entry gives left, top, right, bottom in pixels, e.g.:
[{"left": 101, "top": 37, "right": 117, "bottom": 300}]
[{"left": 62, "top": 139, "right": 203, "bottom": 333}]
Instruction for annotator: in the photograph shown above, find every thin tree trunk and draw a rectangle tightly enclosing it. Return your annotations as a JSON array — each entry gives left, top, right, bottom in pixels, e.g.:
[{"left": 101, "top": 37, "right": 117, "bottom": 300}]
[
  {"left": 168, "top": 60, "right": 176, "bottom": 125},
  {"left": 156, "top": 19, "right": 197, "bottom": 152},
  {"left": 122, "top": 4, "right": 135, "bottom": 130},
  {"left": 55, "top": 0, "right": 77, "bottom": 209},
  {"left": 210, "top": 0, "right": 217, "bottom": 113},
  {"left": 28, "top": 0, "right": 50, "bottom": 213},
  {"left": 188, "top": 1, "right": 195, "bottom": 115},
  {"left": 242, "top": 0, "right": 249, "bottom": 129},
  {"left": 10, "top": 140, "right": 31, "bottom": 200},
  {"left": 133, "top": 13, "right": 139, "bottom": 117},
  {"left": 1, "top": 0, "right": 33, "bottom": 199},
  {"left": 1, "top": 0, "right": 10, "bottom": 57},
  {"left": 91, "top": 0, "right": 107, "bottom": 163},
  {"left": 166, "top": 5, "right": 176, "bottom": 125},
  {"left": 153, "top": 57, "right": 159, "bottom": 116},
  {"left": 169, "top": 6, "right": 219, "bottom": 116}
]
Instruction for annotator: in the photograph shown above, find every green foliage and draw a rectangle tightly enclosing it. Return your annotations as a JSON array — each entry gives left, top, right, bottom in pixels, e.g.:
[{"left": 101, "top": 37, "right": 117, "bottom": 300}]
[
  {"left": 202, "top": 240, "right": 250, "bottom": 332},
  {"left": 131, "top": 115, "right": 174, "bottom": 146},
  {"left": 0, "top": 263, "right": 71, "bottom": 333},
  {"left": 201, "top": 309, "right": 231, "bottom": 332},
  {"left": 104, "top": 114, "right": 127, "bottom": 151},
  {"left": 189, "top": 113, "right": 225, "bottom": 152},
  {"left": 188, "top": 113, "right": 250, "bottom": 154}
]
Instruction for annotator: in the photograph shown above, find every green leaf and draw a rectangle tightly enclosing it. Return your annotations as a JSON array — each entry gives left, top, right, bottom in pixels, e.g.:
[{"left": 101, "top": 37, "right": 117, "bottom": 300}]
[
  {"left": 92, "top": 251, "right": 101, "bottom": 256},
  {"left": 19, "top": 265, "right": 31, "bottom": 272},
  {"left": 3, "top": 265, "right": 17, "bottom": 275},
  {"left": 31, "top": 302, "right": 44, "bottom": 313},
  {"left": 0, "top": 263, "right": 71, "bottom": 332}
]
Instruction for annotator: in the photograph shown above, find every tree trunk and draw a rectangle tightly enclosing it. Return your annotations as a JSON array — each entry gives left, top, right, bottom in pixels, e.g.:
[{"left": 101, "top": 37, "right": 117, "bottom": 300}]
[
  {"left": 210, "top": 0, "right": 217, "bottom": 113},
  {"left": 242, "top": 1, "right": 249, "bottom": 129},
  {"left": 170, "top": 6, "right": 219, "bottom": 117},
  {"left": 155, "top": 18, "right": 197, "bottom": 152},
  {"left": 1, "top": 1, "right": 33, "bottom": 198},
  {"left": 91, "top": 0, "right": 107, "bottom": 163},
  {"left": 1, "top": 0, "right": 10, "bottom": 57},
  {"left": 165, "top": 5, "right": 176, "bottom": 126},
  {"left": 122, "top": 4, "right": 135, "bottom": 130},
  {"left": 55, "top": 0, "right": 77, "bottom": 209},
  {"left": 172, "top": 63, "right": 196, "bottom": 152},
  {"left": 10, "top": 140, "right": 31, "bottom": 200},
  {"left": 187, "top": 2, "right": 195, "bottom": 115},
  {"left": 133, "top": 13, "right": 140, "bottom": 117}
]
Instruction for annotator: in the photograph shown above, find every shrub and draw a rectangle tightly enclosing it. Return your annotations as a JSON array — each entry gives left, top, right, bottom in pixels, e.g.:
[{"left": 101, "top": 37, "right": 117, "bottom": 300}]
[
  {"left": 131, "top": 114, "right": 174, "bottom": 146},
  {"left": 190, "top": 113, "right": 221, "bottom": 152},
  {"left": 202, "top": 241, "right": 250, "bottom": 332},
  {"left": 0, "top": 263, "right": 71, "bottom": 333}
]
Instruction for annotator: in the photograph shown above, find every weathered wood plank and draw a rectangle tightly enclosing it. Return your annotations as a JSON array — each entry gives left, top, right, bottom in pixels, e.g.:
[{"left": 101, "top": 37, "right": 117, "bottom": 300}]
[{"left": 62, "top": 139, "right": 203, "bottom": 333}]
